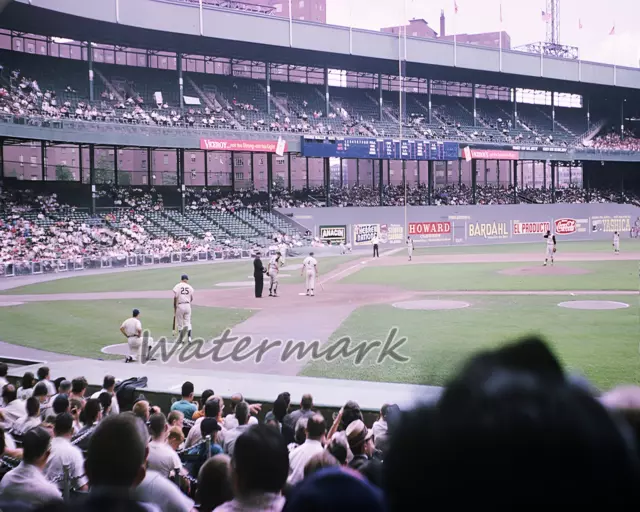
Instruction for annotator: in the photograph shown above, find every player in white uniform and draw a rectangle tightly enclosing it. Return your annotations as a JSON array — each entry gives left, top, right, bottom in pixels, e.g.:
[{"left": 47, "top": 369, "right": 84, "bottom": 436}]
[
  {"left": 613, "top": 231, "right": 620, "bottom": 254},
  {"left": 406, "top": 236, "right": 414, "bottom": 261},
  {"left": 120, "top": 309, "right": 143, "bottom": 363},
  {"left": 301, "top": 252, "right": 319, "bottom": 296},
  {"left": 173, "top": 274, "right": 194, "bottom": 343},
  {"left": 268, "top": 252, "right": 283, "bottom": 297},
  {"left": 543, "top": 230, "right": 556, "bottom": 266}
]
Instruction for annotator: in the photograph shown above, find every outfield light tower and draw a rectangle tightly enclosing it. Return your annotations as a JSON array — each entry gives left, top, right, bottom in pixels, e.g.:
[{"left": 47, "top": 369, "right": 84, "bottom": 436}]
[{"left": 515, "top": 0, "right": 578, "bottom": 59}]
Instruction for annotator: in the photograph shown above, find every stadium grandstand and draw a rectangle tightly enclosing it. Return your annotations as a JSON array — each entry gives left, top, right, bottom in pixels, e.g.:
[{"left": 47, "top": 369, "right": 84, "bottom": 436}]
[{"left": 1, "top": 1, "right": 640, "bottom": 510}]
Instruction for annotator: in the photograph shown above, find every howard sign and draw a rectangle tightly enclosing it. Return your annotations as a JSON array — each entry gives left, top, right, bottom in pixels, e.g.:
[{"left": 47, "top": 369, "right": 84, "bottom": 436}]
[{"left": 408, "top": 222, "right": 452, "bottom": 243}]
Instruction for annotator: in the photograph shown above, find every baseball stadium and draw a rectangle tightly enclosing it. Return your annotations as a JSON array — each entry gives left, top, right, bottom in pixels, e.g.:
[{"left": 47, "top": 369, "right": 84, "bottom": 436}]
[{"left": 0, "top": 0, "right": 639, "bottom": 508}]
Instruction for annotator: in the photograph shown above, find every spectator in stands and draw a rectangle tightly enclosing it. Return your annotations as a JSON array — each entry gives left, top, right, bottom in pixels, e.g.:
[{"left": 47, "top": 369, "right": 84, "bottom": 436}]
[
  {"left": 43, "top": 412, "right": 88, "bottom": 491},
  {"left": 69, "top": 377, "right": 88, "bottom": 404},
  {"left": 265, "top": 393, "right": 294, "bottom": 445},
  {"left": 326, "top": 439, "right": 348, "bottom": 466},
  {"left": 192, "top": 389, "right": 215, "bottom": 421},
  {"left": 31, "top": 382, "right": 49, "bottom": 414},
  {"left": 1, "top": 384, "right": 26, "bottom": 428},
  {"left": 16, "top": 372, "right": 35, "bottom": 401},
  {"left": 36, "top": 366, "right": 56, "bottom": 397},
  {"left": 147, "top": 413, "right": 184, "bottom": 479},
  {"left": 223, "top": 401, "right": 251, "bottom": 458},
  {"left": 0, "top": 363, "right": 8, "bottom": 390},
  {"left": 171, "top": 381, "right": 197, "bottom": 420},
  {"left": 74, "top": 398, "right": 101, "bottom": 451},
  {"left": 223, "top": 393, "right": 259, "bottom": 429},
  {"left": 132, "top": 399, "right": 151, "bottom": 422},
  {"left": 283, "top": 394, "right": 315, "bottom": 431},
  {"left": 168, "top": 410, "right": 184, "bottom": 429},
  {"left": 288, "top": 418, "right": 308, "bottom": 453},
  {"left": 302, "top": 451, "right": 340, "bottom": 479},
  {"left": 89, "top": 374, "right": 120, "bottom": 415},
  {"left": 371, "top": 403, "right": 399, "bottom": 455},
  {"left": 287, "top": 413, "right": 326, "bottom": 485},
  {"left": 328, "top": 401, "right": 363, "bottom": 463},
  {"left": 214, "top": 424, "right": 288, "bottom": 512},
  {"left": 185, "top": 418, "right": 224, "bottom": 475},
  {"left": 0, "top": 427, "right": 62, "bottom": 507},
  {"left": 11, "top": 396, "right": 42, "bottom": 436},
  {"left": 98, "top": 391, "right": 113, "bottom": 417},
  {"left": 167, "top": 425, "right": 184, "bottom": 451},
  {"left": 69, "top": 398, "right": 84, "bottom": 434},
  {"left": 50, "top": 379, "right": 71, "bottom": 406},
  {"left": 345, "top": 419, "right": 381, "bottom": 486},
  {"left": 197, "top": 455, "right": 233, "bottom": 512},
  {"left": 51, "top": 394, "right": 70, "bottom": 416}
]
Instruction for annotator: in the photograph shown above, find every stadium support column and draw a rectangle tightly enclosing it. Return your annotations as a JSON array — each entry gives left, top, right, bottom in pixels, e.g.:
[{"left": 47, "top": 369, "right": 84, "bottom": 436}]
[
  {"left": 512, "top": 160, "right": 518, "bottom": 204},
  {"left": 266, "top": 64, "right": 271, "bottom": 116},
  {"left": 339, "top": 158, "right": 343, "bottom": 188},
  {"left": 88, "top": 41, "right": 94, "bottom": 103},
  {"left": 89, "top": 144, "right": 96, "bottom": 214},
  {"left": 427, "top": 161, "right": 434, "bottom": 206},
  {"left": 41, "top": 141, "right": 46, "bottom": 181},
  {"left": 249, "top": 153, "right": 253, "bottom": 187},
  {"left": 178, "top": 54, "right": 184, "bottom": 110},
  {"left": 324, "top": 68, "right": 330, "bottom": 118},
  {"left": 378, "top": 159, "right": 384, "bottom": 206},
  {"left": 416, "top": 161, "right": 421, "bottom": 186},
  {"left": 543, "top": 161, "right": 547, "bottom": 188},
  {"left": 324, "top": 158, "right": 331, "bottom": 206},
  {"left": 267, "top": 155, "right": 273, "bottom": 211},
  {"left": 231, "top": 151, "right": 235, "bottom": 191},
  {"left": 551, "top": 162, "right": 556, "bottom": 203},
  {"left": 512, "top": 87, "right": 517, "bottom": 126},
  {"left": 178, "top": 149, "right": 185, "bottom": 214},
  {"left": 551, "top": 92, "right": 555, "bottom": 133},
  {"left": 148, "top": 148, "right": 153, "bottom": 187},
  {"left": 458, "top": 158, "right": 462, "bottom": 186},
  {"left": 387, "top": 161, "right": 391, "bottom": 186},
  {"left": 356, "top": 159, "right": 360, "bottom": 186},
  {"left": 305, "top": 157, "right": 309, "bottom": 189},
  {"left": 287, "top": 153, "right": 292, "bottom": 192},
  {"left": 427, "top": 79, "right": 432, "bottom": 124},
  {"left": 401, "top": 159, "right": 406, "bottom": 188},
  {"left": 621, "top": 99, "right": 625, "bottom": 139},
  {"left": 378, "top": 74, "right": 383, "bottom": 121},
  {"left": 472, "top": 83, "right": 477, "bottom": 128},
  {"left": 113, "top": 146, "right": 119, "bottom": 187},
  {"left": 471, "top": 160, "right": 477, "bottom": 205},
  {"left": 496, "top": 160, "right": 500, "bottom": 186},
  {"left": 78, "top": 145, "right": 83, "bottom": 183},
  {"left": 0, "top": 138, "right": 4, "bottom": 182}
]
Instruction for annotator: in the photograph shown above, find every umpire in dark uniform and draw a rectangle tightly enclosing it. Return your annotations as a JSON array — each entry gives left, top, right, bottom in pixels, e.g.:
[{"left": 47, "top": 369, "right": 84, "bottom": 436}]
[{"left": 253, "top": 252, "right": 266, "bottom": 298}]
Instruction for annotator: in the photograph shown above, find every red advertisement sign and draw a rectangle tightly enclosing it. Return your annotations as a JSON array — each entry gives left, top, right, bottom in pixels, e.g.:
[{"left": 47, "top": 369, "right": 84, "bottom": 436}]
[
  {"left": 554, "top": 218, "right": 577, "bottom": 235},
  {"left": 200, "top": 138, "right": 287, "bottom": 153},
  {"left": 408, "top": 222, "right": 452, "bottom": 235},
  {"left": 513, "top": 221, "right": 551, "bottom": 235},
  {"left": 463, "top": 147, "right": 519, "bottom": 161}
]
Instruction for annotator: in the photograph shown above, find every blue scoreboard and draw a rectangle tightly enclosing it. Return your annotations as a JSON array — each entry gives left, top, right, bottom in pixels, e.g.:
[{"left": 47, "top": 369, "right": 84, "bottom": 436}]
[{"left": 300, "top": 137, "right": 459, "bottom": 161}]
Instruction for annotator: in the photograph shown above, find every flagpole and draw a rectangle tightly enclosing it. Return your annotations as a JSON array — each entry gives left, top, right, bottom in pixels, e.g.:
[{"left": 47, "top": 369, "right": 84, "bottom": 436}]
[
  {"left": 288, "top": 0, "right": 293, "bottom": 46},
  {"left": 499, "top": 2, "right": 503, "bottom": 72},
  {"left": 349, "top": 0, "right": 353, "bottom": 54},
  {"left": 402, "top": 0, "right": 407, "bottom": 238},
  {"left": 453, "top": 7, "right": 457, "bottom": 67},
  {"left": 199, "top": 0, "right": 203, "bottom": 36},
  {"left": 578, "top": 19, "right": 582, "bottom": 82}
]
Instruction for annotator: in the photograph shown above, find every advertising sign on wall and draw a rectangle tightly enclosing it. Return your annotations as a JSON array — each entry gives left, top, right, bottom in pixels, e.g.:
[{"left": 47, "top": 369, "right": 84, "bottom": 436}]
[
  {"left": 408, "top": 222, "right": 453, "bottom": 243},
  {"left": 591, "top": 215, "right": 632, "bottom": 234},
  {"left": 380, "top": 224, "right": 404, "bottom": 244},
  {"left": 353, "top": 224, "right": 380, "bottom": 246},
  {"left": 200, "top": 139, "right": 287, "bottom": 153},
  {"left": 554, "top": 217, "right": 589, "bottom": 235},
  {"left": 513, "top": 221, "right": 551, "bottom": 235},
  {"left": 319, "top": 225, "right": 347, "bottom": 244},
  {"left": 467, "top": 221, "right": 509, "bottom": 240}
]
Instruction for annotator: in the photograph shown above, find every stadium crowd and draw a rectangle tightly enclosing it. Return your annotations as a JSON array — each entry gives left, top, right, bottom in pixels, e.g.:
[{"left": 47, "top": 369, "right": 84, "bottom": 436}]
[{"left": 0, "top": 337, "right": 639, "bottom": 511}]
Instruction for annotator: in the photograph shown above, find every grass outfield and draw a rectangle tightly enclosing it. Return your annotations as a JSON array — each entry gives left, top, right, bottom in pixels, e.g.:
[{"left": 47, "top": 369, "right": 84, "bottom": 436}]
[
  {"left": 0, "top": 300, "right": 255, "bottom": 359},
  {"left": 300, "top": 295, "right": 640, "bottom": 389},
  {"left": 341, "top": 260, "right": 639, "bottom": 291},
  {"left": 398, "top": 239, "right": 640, "bottom": 256},
  {"left": 2, "top": 256, "right": 356, "bottom": 295}
]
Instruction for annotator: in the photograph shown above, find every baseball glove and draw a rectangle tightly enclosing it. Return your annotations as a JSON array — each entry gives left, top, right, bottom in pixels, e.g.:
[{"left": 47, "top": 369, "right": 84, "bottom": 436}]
[{"left": 553, "top": 247, "right": 557, "bottom": 253}]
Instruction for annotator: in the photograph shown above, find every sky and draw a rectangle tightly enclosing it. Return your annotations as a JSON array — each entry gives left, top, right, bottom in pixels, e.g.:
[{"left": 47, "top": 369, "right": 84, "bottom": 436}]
[{"left": 326, "top": 0, "right": 640, "bottom": 67}]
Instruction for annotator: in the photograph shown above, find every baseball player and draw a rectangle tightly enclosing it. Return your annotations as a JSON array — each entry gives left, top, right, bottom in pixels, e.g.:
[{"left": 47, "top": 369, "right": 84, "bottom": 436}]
[
  {"left": 372, "top": 233, "right": 380, "bottom": 258},
  {"left": 613, "top": 231, "right": 620, "bottom": 254},
  {"left": 268, "top": 251, "right": 283, "bottom": 297},
  {"left": 301, "top": 251, "right": 319, "bottom": 296},
  {"left": 406, "top": 236, "right": 414, "bottom": 261},
  {"left": 173, "top": 274, "right": 194, "bottom": 343},
  {"left": 543, "top": 230, "right": 556, "bottom": 266},
  {"left": 120, "top": 308, "right": 142, "bottom": 363}
]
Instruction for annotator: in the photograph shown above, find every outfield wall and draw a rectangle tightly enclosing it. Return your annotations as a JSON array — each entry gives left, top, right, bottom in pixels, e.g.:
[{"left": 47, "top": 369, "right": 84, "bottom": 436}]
[{"left": 279, "top": 204, "right": 640, "bottom": 246}]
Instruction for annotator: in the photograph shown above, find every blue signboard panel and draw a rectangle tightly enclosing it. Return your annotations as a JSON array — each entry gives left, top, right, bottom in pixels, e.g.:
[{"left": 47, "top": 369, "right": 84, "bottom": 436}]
[{"left": 300, "top": 137, "right": 459, "bottom": 160}]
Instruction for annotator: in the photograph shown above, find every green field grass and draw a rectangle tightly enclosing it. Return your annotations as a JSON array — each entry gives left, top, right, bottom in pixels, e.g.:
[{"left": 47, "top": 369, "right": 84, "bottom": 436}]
[
  {"left": 0, "top": 300, "right": 255, "bottom": 359},
  {"left": 342, "top": 260, "right": 639, "bottom": 291},
  {"left": 2, "top": 256, "right": 356, "bottom": 295},
  {"left": 301, "top": 295, "right": 640, "bottom": 389},
  {"left": 397, "top": 239, "right": 640, "bottom": 256}
]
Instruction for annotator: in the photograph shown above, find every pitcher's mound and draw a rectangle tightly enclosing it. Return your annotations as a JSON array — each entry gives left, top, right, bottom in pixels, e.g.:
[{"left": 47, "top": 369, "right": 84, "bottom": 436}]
[
  {"left": 393, "top": 300, "right": 471, "bottom": 310},
  {"left": 500, "top": 266, "right": 589, "bottom": 276},
  {"left": 558, "top": 301, "right": 629, "bottom": 310}
]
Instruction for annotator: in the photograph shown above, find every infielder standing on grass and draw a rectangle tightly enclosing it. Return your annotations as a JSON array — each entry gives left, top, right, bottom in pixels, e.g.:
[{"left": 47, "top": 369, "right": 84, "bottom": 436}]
[
  {"left": 543, "top": 230, "right": 556, "bottom": 266},
  {"left": 268, "top": 251, "right": 283, "bottom": 297},
  {"left": 120, "top": 309, "right": 142, "bottom": 363},
  {"left": 173, "top": 274, "right": 194, "bottom": 343},
  {"left": 406, "top": 236, "right": 414, "bottom": 261},
  {"left": 301, "top": 252, "right": 318, "bottom": 296},
  {"left": 613, "top": 231, "right": 620, "bottom": 254}
]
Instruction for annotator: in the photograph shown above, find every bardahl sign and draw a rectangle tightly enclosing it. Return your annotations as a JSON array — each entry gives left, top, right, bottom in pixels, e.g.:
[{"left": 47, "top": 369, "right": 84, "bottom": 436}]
[{"left": 200, "top": 138, "right": 287, "bottom": 153}]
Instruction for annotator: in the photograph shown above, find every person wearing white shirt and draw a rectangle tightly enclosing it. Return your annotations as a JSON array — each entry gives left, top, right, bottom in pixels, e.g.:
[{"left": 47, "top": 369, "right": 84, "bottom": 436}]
[
  {"left": 36, "top": 366, "right": 57, "bottom": 397},
  {"left": 43, "top": 412, "right": 89, "bottom": 491},
  {"left": 1, "top": 385, "right": 26, "bottom": 429},
  {"left": 372, "top": 234, "right": 380, "bottom": 258},
  {"left": 0, "top": 427, "right": 63, "bottom": 507},
  {"left": 90, "top": 374, "right": 120, "bottom": 415},
  {"left": 147, "top": 413, "right": 184, "bottom": 479},
  {"left": 287, "top": 414, "right": 326, "bottom": 486},
  {"left": 186, "top": 398, "right": 226, "bottom": 448},
  {"left": 11, "top": 396, "right": 42, "bottom": 436},
  {"left": 300, "top": 252, "right": 319, "bottom": 297},
  {"left": 133, "top": 469, "right": 194, "bottom": 512},
  {"left": 222, "top": 402, "right": 252, "bottom": 459},
  {"left": 120, "top": 308, "right": 143, "bottom": 363}
]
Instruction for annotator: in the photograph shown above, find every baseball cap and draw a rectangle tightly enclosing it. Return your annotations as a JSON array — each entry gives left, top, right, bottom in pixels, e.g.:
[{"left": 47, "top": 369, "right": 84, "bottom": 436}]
[
  {"left": 201, "top": 418, "right": 222, "bottom": 437},
  {"left": 345, "top": 419, "right": 373, "bottom": 450},
  {"left": 132, "top": 309, "right": 140, "bottom": 316},
  {"left": 181, "top": 274, "right": 189, "bottom": 281}
]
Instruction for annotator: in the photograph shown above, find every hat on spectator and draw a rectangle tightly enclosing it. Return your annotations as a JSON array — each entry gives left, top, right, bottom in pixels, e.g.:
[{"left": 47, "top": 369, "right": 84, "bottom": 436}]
[
  {"left": 282, "top": 467, "right": 385, "bottom": 512},
  {"left": 345, "top": 420, "right": 373, "bottom": 450}
]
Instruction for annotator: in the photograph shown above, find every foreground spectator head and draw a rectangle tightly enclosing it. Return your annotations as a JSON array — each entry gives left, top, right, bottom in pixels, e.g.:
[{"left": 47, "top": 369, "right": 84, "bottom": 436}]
[
  {"left": 327, "top": 439, "right": 348, "bottom": 465},
  {"left": 168, "top": 410, "right": 184, "bottom": 428},
  {"left": 57, "top": 380, "right": 71, "bottom": 395},
  {"left": 52, "top": 394, "right": 69, "bottom": 414},
  {"left": 300, "top": 394, "right": 313, "bottom": 410},
  {"left": 197, "top": 454, "right": 233, "bottom": 512},
  {"left": 303, "top": 451, "right": 340, "bottom": 479},
  {"left": 25, "top": 396, "right": 40, "bottom": 417},
  {"left": 384, "top": 337, "right": 640, "bottom": 507},
  {"left": 204, "top": 397, "right": 221, "bottom": 419},
  {"left": 307, "top": 413, "right": 326, "bottom": 442},
  {"left": 103, "top": 374, "right": 116, "bottom": 392},
  {"left": 53, "top": 412, "right": 74, "bottom": 437},
  {"left": 341, "top": 401, "right": 363, "bottom": 430},
  {"left": 167, "top": 426, "right": 184, "bottom": 451},
  {"left": 98, "top": 391, "right": 112, "bottom": 415},
  {"left": 345, "top": 420, "right": 374, "bottom": 457},
  {"left": 149, "top": 413, "right": 167, "bottom": 439},
  {"left": 235, "top": 401, "right": 250, "bottom": 426},
  {"left": 71, "top": 377, "right": 88, "bottom": 397},
  {"left": 283, "top": 467, "right": 385, "bottom": 512},
  {"left": 33, "top": 382, "right": 48, "bottom": 402},
  {"left": 23, "top": 427, "right": 51, "bottom": 466},
  {"left": 232, "top": 424, "right": 288, "bottom": 498},
  {"left": 86, "top": 413, "right": 148, "bottom": 488},
  {"left": 84, "top": 398, "right": 102, "bottom": 425},
  {"left": 37, "top": 366, "right": 50, "bottom": 381},
  {"left": 1, "top": 384, "right": 16, "bottom": 404},
  {"left": 132, "top": 399, "right": 150, "bottom": 422}
]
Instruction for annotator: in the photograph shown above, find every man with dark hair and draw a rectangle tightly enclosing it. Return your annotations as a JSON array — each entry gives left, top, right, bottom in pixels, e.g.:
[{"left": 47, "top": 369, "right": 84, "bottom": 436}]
[
  {"left": 52, "top": 394, "right": 70, "bottom": 415},
  {"left": 186, "top": 396, "right": 223, "bottom": 449},
  {"left": 170, "top": 381, "right": 197, "bottom": 420},
  {"left": 0, "top": 362, "right": 8, "bottom": 389},
  {"left": 147, "top": 413, "right": 183, "bottom": 478},
  {"left": 44, "top": 413, "right": 88, "bottom": 491},
  {"left": 90, "top": 374, "right": 120, "bottom": 415},
  {"left": 253, "top": 251, "right": 265, "bottom": 298},
  {"left": 69, "top": 377, "right": 87, "bottom": 404},
  {"left": 223, "top": 393, "right": 259, "bottom": 430},
  {"left": 223, "top": 401, "right": 250, "bottom": 458},
  {"left": 11, "top": 396, "right": 42, "bottom": 436},
  {"left": 0, "top": 427, "right": 62, "bottom": 506},
  {"left": 74, "top": 398, "right": 102, "bottom": 452},
  {"left": 1, "top": 384, "right": 26, "bottom": 428},
  {"left": 37, "top": 366, "right": 56, "bottom": 396},
  {"left": 287, "top": 413, "right": 326, "bottom": 485},
  {"left": 283, "top": 393, "right": 315, "bottom": 430}
]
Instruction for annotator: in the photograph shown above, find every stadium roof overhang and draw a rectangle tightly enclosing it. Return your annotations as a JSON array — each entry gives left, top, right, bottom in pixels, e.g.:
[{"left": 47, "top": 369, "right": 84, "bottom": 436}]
[{"left": 2, "top": 0, "right": 639, "bottom": 101}]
